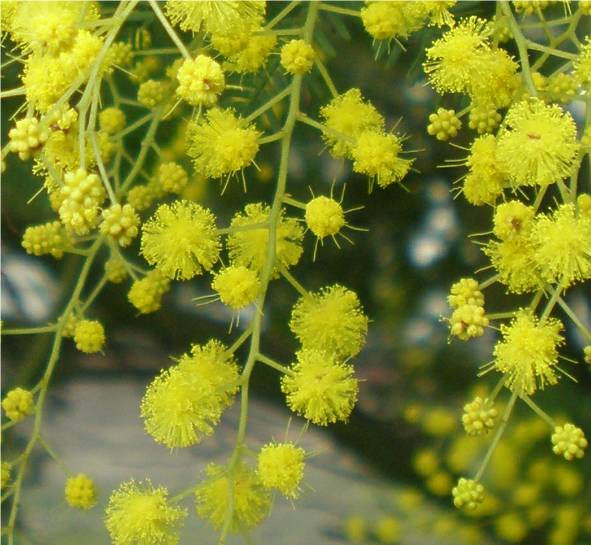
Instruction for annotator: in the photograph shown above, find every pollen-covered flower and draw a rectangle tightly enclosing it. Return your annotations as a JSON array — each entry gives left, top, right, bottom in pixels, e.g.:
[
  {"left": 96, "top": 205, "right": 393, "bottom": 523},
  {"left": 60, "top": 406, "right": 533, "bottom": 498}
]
[
  {"left": 8, "top": 117, "right": 49, "bottom": 160},
  {"left": 257, "top": 442, "right": 305, "bottom": 499},
  {"left": 551, "top": 424, "right": 588, "bottom": 461},
  {"left": 211, "top": 265, "right": 260, "bottom": 310},
  {"left": 573, "top": 36, "right": 591, "bottom": 89},
  {"left": 424, "top": 17, "right": 491, "bottom": 95},
  {"left": 99, "top": 107, "right": 126, "bottom": 135},
  {"left": 74, "top": 320, "right": 105, "bottom": 354},
  {"left": 280, "top": 39, "right": 315, "bottom": 75},
  {"left": 427, "top": 108, "right": 462, "bottom": 141},
  {"left": 320, "top": 88, "right": 384, "bottom": 159},
  {"left": 351, "top": 131, "right": 412, "bottom": 189},
  {"left": 492, "top": 310, "right": 564, "bottom": 395},
  {"left": 128, "top": 270, "right": 171, "bottom": 314},
  {"left": 165, "top": 0, "right": 265, "bottom": 35},
  {"left": 493, "top": 201, "right": 535, "bottom": 241},
  {"left": 176, "top": 55, "right": 225, "bottom": 108},
  {"left": 530, "top": 204, "right": 591, "bottom": 287},
  {"left": 281, "top": 348, "right": 358, "bottom": 426},
  {"left": 361, "top": 2, "right": 411, "bottom": 41},
  {"left": 100, "top": 204, "right": 140, "bottom": 248},
  {"left": 462, "top": 396, "right": 498, "bottom": 436},
  {"left": 462, "top": 135, "right": 506, "bottom": 206},
  {"left": 141, "top": 200, "right": 221, "bottom": 280},
  {"left": 452, "top": 478, "right": 484, "bottom": 511},
  {"left": 65, "top": 474, "right": 98, "bottom": 510},
  {"left": 141, "top": 340, "right": 238, "bottom": 448},
  {"left": 195, "top": 462, "right": 271, "bottom": 531},
  {"left": 305, "top": 196, "right": 345, "bottom": 240},
  {"left": 447, "top": 278, "right": 483, "bottom": 309},
  {"left": 227, "top": 203, "right": 304, "bottom": 275},
  {"left": 2, "top": 387, "right": 34, "bottom": 422},
  {"left": 496, "top": 98, "right": 579, "bottom": 187},
  {"left": 449, "top": 304, "right": 488, "bottom": 341},
  {"left": 58, "top": 169, "right": 107, "bottom": 235},
  {"left": 290, "top": 285, "right": 368, "bottom": 358},
  {"left": 22, "top": 221, "right": 72, "bottom": 259},
  {"left": 105, "top": 480, "right": 186, "bottom": 545},
  {"left": 158, "top": 162, "right": 188, "bottom": 194},
  {"left": 186, "top": 108, "right": 261, "bottom": 180}
]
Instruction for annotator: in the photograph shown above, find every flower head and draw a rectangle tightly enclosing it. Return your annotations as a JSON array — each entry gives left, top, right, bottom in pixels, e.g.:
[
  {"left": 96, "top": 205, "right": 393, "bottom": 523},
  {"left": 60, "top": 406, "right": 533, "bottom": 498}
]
[
  {"left": 22, "top": 221, "right": 72, "bottom": 259},
  {"left": 99, "top": 107, "right": 126, "bottom": 134},
  {"left": 289, "top": 285, "right": 368, "bottom": 358},
  {"left": 186, "top": 108, "right": 261, "bottom": 180},
  {"left": 551, "top": 424, "right": 588, "bottom": 461},
  {"left": 65, "top": 474, "right": 98, "bottom": 510},
  {"left": 128, "top": 270, "right": 171, "bottom": 314},
  {"left": 462, "top": 135, "right": 506, "bottom": 206},
  {"left": 281, "top": 349, "right": 359, "bottom": 426},
  {"left": 105, "top": 480, "right": 186, "bottom": 545},
  {"left": 8, "top": 117, "right": 49, "bottom": 160},
  {"left": 141, "top": 200, "right": 221, "bottom": 280},
  {"left": 2, "top": 387, "right": 34, "bottom": 422},
  {"left": 227, "top": 203, "right": 304, "bottom": 275},
  {"left": 319, "top": 88, "right": 384, "bottom": 159},
  {"left": 280, "top": 39, "right": 315, "bottom": 75},
  {"left": 493, "top": 201, "right": 535, "bottom": 241},
  {"left": 447, "top": 278, "right": 483, "bottom": 308},
  {"left": 257, "top": 442, "right": 305, "bottom": 499},
  {"left": 59, "top": 169, "right": 106, "bottom": 235},
  {"left": 462, "top": 396, "right": 498, "bottom": 436},
  {"left": 452, "top": 477, "right": 484, "bottom": 511},
  {"left": 176, "top": 55, "right": 225, "bottom": 108},
  {"left": 305, "top": 196, "right": 345, "bottom": 240},
  {"left": 427, "top": 108, "right": 462, "bottom": 141},
  {"left": 531, "top": 204, "right": 591, "bottom": 287},
  {"left": 449, "top": 304, "right": 488, "bottom": 341},
  {"left": 195, "top": 463, "right": 271, "bottom": 531},
  {"left": 492, "top": 310, "right": 564, "bottom": 395},
  {"left": 158, "top": 162, "right": 188, "bottom": 194},
  {"left": 74, "top": 320, "right": 105, "bottom": 354},
  {"left": 211, "top": 265, "right": 260, "bottom": 310},
  {"left": 100, "top": 204, "right": 140, "bottom": 248},
  {"left": 496, "top": 98, "right": 579, "bottom": 187}
]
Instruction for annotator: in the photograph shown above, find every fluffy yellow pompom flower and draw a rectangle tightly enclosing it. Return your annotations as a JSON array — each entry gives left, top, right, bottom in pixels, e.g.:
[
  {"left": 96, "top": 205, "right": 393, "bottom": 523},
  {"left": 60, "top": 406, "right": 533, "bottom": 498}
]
[
  {"left": 141, "top": 340, "right": 238, "bottom": 448},
  {"left": 187, "top": 108, "right": 261, "bottom": 180},
  {"left": 447, "top": 278, "right": 483, "bottom": 309},
  {"left": 424, "top": 17, "right": 491, "bottom": 95},
  {"left": 105, "top": 480, "right": 186, "bottom": 545},
  {"left": 176, "top": 55, "right": 225, "bottom": 108},
  {"left": 361, "top": 2, "right": 410, "bottom": 41},
  {"left": 574, "top": 36, "right": 591, "bottom": 89},
  {"left": 100, "top": 204, "right": 140, "bottom": 248},
  {"left": 65, "top": 474, "right": 98, "bottom": 510},
  {"left": 211, "top": 265, "right": 260, "bottom": 310},
  {"left": 158, "top": 162, "right": 188, "bottom": 194},
  {"left": 165, "top": 0, "right": 265, "bottom": 35},
  {"left": 351, "top": 131, "right": 412, "bottom": 189},
  {"left": 257, "top": 442, "right": 305, "bottom": 499},
  {"left": 128, "top": 270, "right": 171, "bottom": 314},
  {"left": 281, "top": 348, "right": 359, "bottom": 426},
  {"left": 22, "top": 221, "right": 72, "bottom": 259},
  {"left": 320, "top": 88, "right": 384, "bottom": 158},
  {"left": 195, "top": 463, "right": 271, "bottom": 530},
  {"left": 530, "top": 204, "right": 591, "bottom": 287},
  {"left": 290, "top": 285, "right": 368, "bottom": 358},
  {"left": 493, "top": 201, "right": 535, "bottom": 241},
  {"left": 227, "top": 203, "right": 304, "bottom": 275},
  {"left": 141, "top": 200, "right": 221, "bottom": 280},
  {"left": 491, "top": 310, "right": 564, "bottom": 395},
  {"left": 462, "top": 135, "right": 506, "bottom": 206},
  {"left": 496, "top": 98, "right": 579, "bottom": 187},
  {"left": 99, "top": 107, "right": 126, "bottom": 135},
  {"left": 58, "top": 169, "right": 106, "bottom": 235},
  {"left": 74, "top": 320, "right": 105, "bottom": 354},
  {"left": 551, "top": 424, "right": 588, "bottom": 461},
  {"left": 305, "top": 196, "right": 345, "bottom": 240},
  {"left": 8, "top": 117, "right": 49, "bottom": 160},
  {"left": 462, "top": 396, "right": 498, "bottom": 436},
  {"left": 280, "top": 39, "right": 315, "bottom": 75},
  {"left": 452, "top": 477, "right": 484, "bottom": 511},
  {"left": 2, "top": 387, "right": 34, "bottom": 422}
]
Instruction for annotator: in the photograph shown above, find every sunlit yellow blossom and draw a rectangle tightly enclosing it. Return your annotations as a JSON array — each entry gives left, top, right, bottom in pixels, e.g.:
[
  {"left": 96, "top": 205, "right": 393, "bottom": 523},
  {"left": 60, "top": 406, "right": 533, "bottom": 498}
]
[
  {"left": 176, "top": 55, "right": 225, "bottom": 108},
  {"left": 493, "top": 201, "right": 535, "bottom": 241},
  {"left": 65, "top": 474, "right": 98, "bottom": 510},
  {"left": 305, "top": 196, "right": 345, "bottom": 240},
  {"left": 211, "top": 265, "right": 260, "bottom": 310},
  {"left": 128, "top": 270, "right": 171, "bottom": 314},
  {"left": 462, "top": 135, "right": 506, "bottom": 206},
  {"left": 141, "top": 200, "right": 221, "bottom": 280},
  {"left": 2, "top": 388, "right": 34, "bottom": 422},
  {"left": 257, "top": 442, "right": 305, "bottom": 498},
  {"left": 280, "top": 39, "right": 315, "bottom": 75}
]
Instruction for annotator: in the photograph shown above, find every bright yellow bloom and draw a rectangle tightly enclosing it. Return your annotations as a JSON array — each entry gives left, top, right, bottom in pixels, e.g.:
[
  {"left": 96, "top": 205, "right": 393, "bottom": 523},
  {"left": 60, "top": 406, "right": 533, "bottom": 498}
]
[
  {"left": 22, "top": 221, "right": 72, "bottom": 259},
  {"left": 305, "top": 196, "right": 345, "bottom": 240},
  {"left": 493, "top": 201, "right": 535, "bottom": 241},
  {"left": 280, "top": 39, "right": 315, "bottom": 75},
  {"left": 141, "top": 200, "right": 221, "bottom": 280},
  {"left": 281, "top": 348, "right": 358, "bottom": 425},
  {"left": 105, "top": 480, "right": 186, "bottom": 545},
  {"left": 65, "top": 474, "right": 98, "bottom": 510},
  {"left": 2, "top": 387, "right": 34, "bottom": 422},
  {"left": 158, "top": 162, "right": 188, "bottom": 194},
  {"left": 176, "top": 55, "right": 225, "bottom": 108},
  {"left": 99, "top": 107, "right": 126, "bottom": 135},
  {"left": 128, "top": 270, "right": 171, "bottom": 314},
  {"left": 74, "top": 320, "right": 105, "bottom": 354},
  {"left": 449, "top": 304, "right": 488, "bottom": 341},
  {"left": 462, "top": 134, "right": 506, "bottom": 206},
  {"left": 257, "top": 442, "right": 305, "bottom": 498},
  {"left": 58, "top": 169, "right": 106, "bottom": 235},
  {"left": 211, "top": 265, "right": 260, "bottom": 310}
]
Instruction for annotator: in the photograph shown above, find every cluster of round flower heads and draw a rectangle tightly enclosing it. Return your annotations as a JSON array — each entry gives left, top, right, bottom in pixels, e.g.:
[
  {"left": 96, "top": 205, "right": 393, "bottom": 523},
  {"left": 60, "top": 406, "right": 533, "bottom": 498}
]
[
  {"left": 2, "top": 387, "right": 34, "bottom": 422},
  {"left": 319, "top": 88, "right": 413, "bottom": 189},
  {"left": 64, "top": 474, "right": 98, "bottom": 510},
  {"left": 447, "top": 278, "right": 488, "bottom": 341}
]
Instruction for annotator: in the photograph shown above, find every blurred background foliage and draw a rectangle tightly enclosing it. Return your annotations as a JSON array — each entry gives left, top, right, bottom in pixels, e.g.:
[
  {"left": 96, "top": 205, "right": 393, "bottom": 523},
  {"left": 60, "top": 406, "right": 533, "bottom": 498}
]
[{"left": 2, "top": 2, "right": 590, "bottom": 544}]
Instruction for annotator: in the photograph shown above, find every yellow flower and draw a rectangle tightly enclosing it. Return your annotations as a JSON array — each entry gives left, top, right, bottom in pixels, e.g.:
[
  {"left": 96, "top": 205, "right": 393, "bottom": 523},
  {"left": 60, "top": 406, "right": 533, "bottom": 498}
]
[
  {"left": 176, "top": 55, "right": 225, "bottom": 108},
  {"left": 462, "top": 134, "right": 506, "bottom": 206},
  {"left": 211, "top": 265, "right": 260, "bottom": 310},
  {"left": 289, "top": 285, "right": 368, "bottom": 358},
  {"left": 427, "top": 108, "right": 462, "bottom": 141},
  {"left": 99, "top": 107, "right": 126, "bottom": 135},
  {"left": 492, "top": 310, "right": 564, "bottom": 395},
  {"left": 128, "top": 270, "right": 171, "bottom": 314},
  {"left": 496, "top": 98, "right": 579, "bottom": 187},
  {"left": 449, "top": 304, "right": 488, "bottom": 340},
  {"left": 58, "top": 168, "right": 106, "bottom": 235},
  {"left": 551, "top": 423, "right": 588, "bottom": 461},
  {"left": 2, "top": 387, "right": 34, "bottom": 422},
  {"left": 452, "top": 477, "right": 485, "bottom": 511},
  {"left": 257, "top": 442, "right": 305, "bottom": 498},
  {"left": 74, "top": 320, "right": 105, "bottom": 354},
  {"left": 22, "top": 221, "right": 72, "bottom": 259},
  {"left": 281, "top": 348, "right": 358, "bottom": 425},
  {"left": 447, "top": 278, "right": 483, "bottom": 308},
  {"left": 141, "top": 200, "right": 221, "bottom": 280},
  {"left": 280, "top": 39, "right": 315, "bottom": 75},
  {"left": 100, "top": 204, "right": 140, "bottom": 248},
  {"left": 493, "top": 201, "right": 535, "bottom": 241},
  {"left": 305, "top": 196, "right": 345, "bottom": 240},
  {"left": 105, "top": 480, "right": 186, "bottom": 545},
  {"left": 195, "top": 463, "right": 271, "bottom": 531},
  {"left": 462, "top": 396, "right": 498, "bottom": 435},
  {"left": 65, "top": 473, "right": 98, "bottom": 510}
]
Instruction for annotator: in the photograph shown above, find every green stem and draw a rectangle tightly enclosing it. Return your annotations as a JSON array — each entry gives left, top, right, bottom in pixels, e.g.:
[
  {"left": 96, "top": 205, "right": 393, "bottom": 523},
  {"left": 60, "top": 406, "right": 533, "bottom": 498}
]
[
  {"left": 279, "top": 265, "right": 308, "bottom": 297},
  {"left": 256, "top": 353, "right": 294, "bottom": 375},
  {"left": 526, "top": 41, "right": 577, "bottom": 60},
  {"left": 520, "top": 394, "right": 556, "bottom": 428},
  {"left": 318, "top": 4, "right": 360, "bottom": 17},
  {"left": 556, "top": 296, "right": 591, "bottom": 341},
  {"left": 148, "top": 0, "right": 191, "bottom": 59},
  {"left": 2, "top": 325, "right": 56, "bottom": 336},
  {"left": 315, "top": 57, "right": 338, "bottom": 97},
  {"left": 245, "top": 85, "right": 292, "bottom": 124}
]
